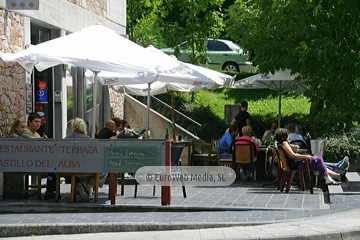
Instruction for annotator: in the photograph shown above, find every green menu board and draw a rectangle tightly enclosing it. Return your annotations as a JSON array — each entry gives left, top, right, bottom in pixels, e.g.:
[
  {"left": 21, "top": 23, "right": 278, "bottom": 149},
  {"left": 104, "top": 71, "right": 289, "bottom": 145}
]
[{"left": 105, "top": 145, "right": 161, "bottom": 172}]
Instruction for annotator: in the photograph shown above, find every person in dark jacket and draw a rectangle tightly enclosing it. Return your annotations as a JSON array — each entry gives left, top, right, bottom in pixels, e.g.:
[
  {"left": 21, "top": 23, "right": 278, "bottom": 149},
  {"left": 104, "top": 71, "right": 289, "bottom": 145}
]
[{"left": 96, "top": 120, "right": 116, "bottom": 139}]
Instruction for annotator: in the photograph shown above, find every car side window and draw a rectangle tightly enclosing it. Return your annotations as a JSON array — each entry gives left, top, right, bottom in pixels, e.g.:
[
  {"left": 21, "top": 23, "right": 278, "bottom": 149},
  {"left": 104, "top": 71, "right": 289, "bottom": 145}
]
[
  {"left": 180, "top": 42, "right": 188, "bottom": 50},
  {"left": 207, "top": 40, "right": 231, "bottom": 51}
]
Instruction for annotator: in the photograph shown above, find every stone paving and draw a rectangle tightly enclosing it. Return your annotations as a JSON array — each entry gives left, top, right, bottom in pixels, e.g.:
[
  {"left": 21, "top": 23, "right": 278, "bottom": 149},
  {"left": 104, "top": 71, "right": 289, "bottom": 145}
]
[{"left": 1, "top": 180, "right": 360, "bottom": 238}]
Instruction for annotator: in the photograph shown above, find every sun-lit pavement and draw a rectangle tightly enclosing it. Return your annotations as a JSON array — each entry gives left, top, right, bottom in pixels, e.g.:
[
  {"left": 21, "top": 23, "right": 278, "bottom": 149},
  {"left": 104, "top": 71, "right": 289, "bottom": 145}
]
[{"left": 1, "top": 180, "right": 360, "bottom": 239}]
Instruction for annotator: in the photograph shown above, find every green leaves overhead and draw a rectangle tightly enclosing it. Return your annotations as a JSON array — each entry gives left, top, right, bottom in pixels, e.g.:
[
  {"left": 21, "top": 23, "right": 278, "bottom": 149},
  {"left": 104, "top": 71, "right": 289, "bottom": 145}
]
[
  {"left": 226, "top": 0, "right": 360, "bottom": 135},
  {"left": 160, "top": 0, "right": 225, "bottom": 65}
]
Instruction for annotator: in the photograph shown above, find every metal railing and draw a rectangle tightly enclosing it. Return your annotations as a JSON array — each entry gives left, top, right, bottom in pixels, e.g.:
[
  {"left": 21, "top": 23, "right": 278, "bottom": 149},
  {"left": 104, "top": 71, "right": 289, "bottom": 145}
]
[{"left": 151, "top": 95, "right": 201, "bottom": 136}]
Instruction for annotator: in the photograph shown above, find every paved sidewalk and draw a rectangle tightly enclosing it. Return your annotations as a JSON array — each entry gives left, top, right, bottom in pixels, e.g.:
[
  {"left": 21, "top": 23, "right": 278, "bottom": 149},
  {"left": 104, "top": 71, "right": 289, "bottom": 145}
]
[
  {"left": 7, "top": 208, "right": 360, "bottom": 239},
  {"left": 1, "top": 180, "right": 360, "bottom": 238}
]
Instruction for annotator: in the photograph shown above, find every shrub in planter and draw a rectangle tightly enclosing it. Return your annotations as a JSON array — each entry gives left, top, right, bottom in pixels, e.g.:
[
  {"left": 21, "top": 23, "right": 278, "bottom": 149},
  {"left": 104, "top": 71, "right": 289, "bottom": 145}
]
[{"left": 322, "top": 130, "right": 360, "bottom": 165}]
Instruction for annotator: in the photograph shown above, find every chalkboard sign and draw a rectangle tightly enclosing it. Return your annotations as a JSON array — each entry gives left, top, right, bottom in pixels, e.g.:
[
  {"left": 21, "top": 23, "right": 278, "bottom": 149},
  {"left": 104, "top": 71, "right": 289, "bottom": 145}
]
[{"left": 105, "top": 145, "right": 161, "bottom": 172}]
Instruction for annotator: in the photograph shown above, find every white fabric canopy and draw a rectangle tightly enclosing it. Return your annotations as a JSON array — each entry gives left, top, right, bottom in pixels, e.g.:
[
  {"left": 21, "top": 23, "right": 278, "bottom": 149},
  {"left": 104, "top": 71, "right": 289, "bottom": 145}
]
[
  {"left": 0, "top": 24, "right": 185, "bottom": 138},
  {"left": 86, "top": 61, "right": 234, "bottom": 136},
  {"left": 230, "top": 70, "right": 307, "bottom": 127},
  {"left": 231, "top": 70, "right": 306, "bottom": 93},
  {"left": 0, "top": 24, "right": 181, "bottom": 76}
]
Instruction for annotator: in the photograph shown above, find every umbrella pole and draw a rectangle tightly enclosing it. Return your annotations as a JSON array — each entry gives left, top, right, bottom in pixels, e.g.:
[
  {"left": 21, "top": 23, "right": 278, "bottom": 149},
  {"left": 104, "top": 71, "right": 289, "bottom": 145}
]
[
  {"left": 91, "top": 71, "right": 99, "bottom": 138},
  {"left": 171, "top": 91, "right": 176, "bottom": 140},
  {"left": 278, "top": 90, "right": 281, "bottom": 128},
  {"left": 146, "top": 83, "right": 151, "bottom": 139}
]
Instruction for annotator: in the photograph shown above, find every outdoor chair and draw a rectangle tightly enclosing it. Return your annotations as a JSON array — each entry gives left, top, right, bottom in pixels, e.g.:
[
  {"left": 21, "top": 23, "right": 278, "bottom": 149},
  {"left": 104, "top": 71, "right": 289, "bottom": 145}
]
[
  {"left": 192, "top": 139, "right": 217, "bottom": 166},
  {"left": 3, "top": 172, "right": 42, "bottom": 200},
  {"left": 273, "top": 146, "right": 314, "bottom": 194},
  {"left": 216, "top": 146, "right": 235, "bottom": 178},
  {"left": 55, "top": 172, "right": 100, "bottom": 202},
  {"left": 230, "top": 139, "right": 257, "bottom": 181},
  {"left": 262, "top": 146, "right": 281, "bottom": 188},
  {"left": 134, "top": 144, "right": 186, "bottom": 198}
]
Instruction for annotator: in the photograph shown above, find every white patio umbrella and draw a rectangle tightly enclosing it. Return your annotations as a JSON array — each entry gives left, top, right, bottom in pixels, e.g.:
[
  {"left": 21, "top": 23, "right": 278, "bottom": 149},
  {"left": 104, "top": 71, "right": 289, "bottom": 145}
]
[
  {"left": 87, "top": 61, "right": 234, "bottom": 138},
  {"left": 0, "top": 24, "right": 184, "bottom": 138},
  {"left": 230, "top": 70, "right": 307, "bottom": 127}
]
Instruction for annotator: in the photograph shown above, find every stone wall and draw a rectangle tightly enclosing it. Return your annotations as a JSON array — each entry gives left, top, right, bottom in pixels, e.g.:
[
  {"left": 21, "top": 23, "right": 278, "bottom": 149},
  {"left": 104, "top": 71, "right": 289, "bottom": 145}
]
[
  {"left": 109, "top": 87, "right": 124, "bottom": 119},
  {"left": 0, "top": 10, "right": 25, "bottom": 138},
  {"left": 67, "top": 0, "right": 107, "bottom": 18}
]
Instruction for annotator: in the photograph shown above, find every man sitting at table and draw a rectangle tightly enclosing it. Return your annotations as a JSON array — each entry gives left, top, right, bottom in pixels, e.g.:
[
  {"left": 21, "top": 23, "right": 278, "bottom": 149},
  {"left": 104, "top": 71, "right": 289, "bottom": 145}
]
[
  {"left": 218, "top": 125, "right": 239, "bottom": 159},
  {"left": 285, "top": 123, "right": 307, "bottom": 149},
  {"left": 262, "top": 122, "right": 277, "bottom": 145}
]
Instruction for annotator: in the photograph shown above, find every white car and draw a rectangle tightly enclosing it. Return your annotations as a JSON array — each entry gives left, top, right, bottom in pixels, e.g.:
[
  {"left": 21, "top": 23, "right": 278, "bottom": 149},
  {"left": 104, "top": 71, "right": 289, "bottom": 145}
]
[{"left": 160, "top": 39, "right": 253, "bottom": 72}]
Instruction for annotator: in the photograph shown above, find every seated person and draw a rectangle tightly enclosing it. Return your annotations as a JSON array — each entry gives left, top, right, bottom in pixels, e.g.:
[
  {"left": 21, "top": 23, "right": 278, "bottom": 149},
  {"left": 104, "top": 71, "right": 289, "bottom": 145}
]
[
  {"left": 274, "top": 139, "right": 350, "bottom": 175},
  {"left": 112, "top": 117, "right": 127, "bottom": 134},
  {"left": 262, "top": 122, "right": 277, "bottom": 145},
  {"left": 115, "top": 125, "right": 139, "bottom": 139},
  {"left": 301, "top": 124, "right": 311, "bottom": 145},
  {"left": 236, "top": 126, "right": 259, "bottom": 180},
  {"left": 218, "top": 125, "right": 239, "bottom": 159},
  {"left": 24, "top": 112, "right": 48, "bottom": 138},
  {"left": 275, "top": 128, "right": 344, "bottom": 185},
  {"left": 66, "top": 118, "right": 107, "bottom": 201},
  {"left": 285, "top": 123, "right": 307, "bottom": 149},
  {"left": 325, "top": 156, "right": 350, "bottom": 174},
  {"left": 8, "top": 118, "right": 31, "bottom": 138},
  {"left": 97, "top": 120, "right": 116, "bottom": 139},
  {"left": 236, "top": 126, "right": 259, "bottom": 162}
]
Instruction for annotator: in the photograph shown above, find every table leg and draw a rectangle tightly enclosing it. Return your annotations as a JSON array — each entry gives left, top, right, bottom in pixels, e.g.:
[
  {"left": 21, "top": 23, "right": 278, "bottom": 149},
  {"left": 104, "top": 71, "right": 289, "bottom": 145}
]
[
  {"left": 121, "top": 173, "right": 125, "bottom": 195},
  {"left": 109, "top": 173, "right": 117, "bottom": 205}
]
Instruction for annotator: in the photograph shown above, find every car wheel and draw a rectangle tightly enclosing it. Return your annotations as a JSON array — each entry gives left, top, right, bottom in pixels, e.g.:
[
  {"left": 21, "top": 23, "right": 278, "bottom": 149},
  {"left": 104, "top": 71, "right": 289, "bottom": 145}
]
[{"left": 222, "top": 62, "right": 239, "bottom": 72}]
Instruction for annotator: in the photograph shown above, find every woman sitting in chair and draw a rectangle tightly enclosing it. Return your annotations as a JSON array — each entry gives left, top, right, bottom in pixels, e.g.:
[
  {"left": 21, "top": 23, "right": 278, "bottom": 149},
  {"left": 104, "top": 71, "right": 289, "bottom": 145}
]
[
  {"left": 8, "top": 118, "right": 31, "bottom": 138},
  {"left": 235, "top": 126, "right": 259, "bottom": 180},
  {"left": 275, "top": 128, "right": 344, "bottom": 185},
  {"left": 66, "top": 118, "right": 108, "bottom": 202}
]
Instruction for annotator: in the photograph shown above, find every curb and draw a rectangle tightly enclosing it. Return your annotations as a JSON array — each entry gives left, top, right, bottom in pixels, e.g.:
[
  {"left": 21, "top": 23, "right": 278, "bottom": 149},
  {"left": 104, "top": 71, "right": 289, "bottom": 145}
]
[
  {"left": 0, "top": 221, "right": 285, "bottom": 238},
  {"left": 0, "top": 202, "right": 317, "bottom": 213}
]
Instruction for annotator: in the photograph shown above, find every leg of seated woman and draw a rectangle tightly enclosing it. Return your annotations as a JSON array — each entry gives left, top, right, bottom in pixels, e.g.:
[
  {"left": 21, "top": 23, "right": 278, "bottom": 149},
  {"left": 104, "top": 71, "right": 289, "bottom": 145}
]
[
  {"left": 297, "top": 156, "right": 340, "bottom": 184},
  {"left": 327, "top": 168, "right": 341, "bottom": 181},
  {"left": 298, "top": 156, "right": 328, "bottom": 177}
]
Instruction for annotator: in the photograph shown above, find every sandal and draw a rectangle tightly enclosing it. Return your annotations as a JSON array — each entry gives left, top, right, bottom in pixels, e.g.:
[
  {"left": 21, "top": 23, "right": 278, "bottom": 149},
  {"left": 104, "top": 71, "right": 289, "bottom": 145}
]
[{"left": 326, "top": 180, "right": 341, "bottom": 185}]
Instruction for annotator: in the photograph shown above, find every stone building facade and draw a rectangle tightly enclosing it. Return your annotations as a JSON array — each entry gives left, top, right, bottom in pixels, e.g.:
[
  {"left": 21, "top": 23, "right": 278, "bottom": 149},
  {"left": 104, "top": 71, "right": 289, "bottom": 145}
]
[
  {"left": 0, "top": 0, "right": 126, "bottom": 195},
  {"left": 0, "top": 10, "right": 25, "bottom": 137}
]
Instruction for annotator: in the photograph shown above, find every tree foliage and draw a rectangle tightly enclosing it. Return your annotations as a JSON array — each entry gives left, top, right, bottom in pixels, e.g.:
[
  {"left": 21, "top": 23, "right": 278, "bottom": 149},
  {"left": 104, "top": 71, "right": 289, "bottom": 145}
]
[
  {"left": 159, "top": 0, "right": 225, "bottom": 65},
  {"left": 127, "top": 0, "right": 167, "bottom": 48},
  {"left": 226, "top": 0, "right": 360, "bottom": 135}
]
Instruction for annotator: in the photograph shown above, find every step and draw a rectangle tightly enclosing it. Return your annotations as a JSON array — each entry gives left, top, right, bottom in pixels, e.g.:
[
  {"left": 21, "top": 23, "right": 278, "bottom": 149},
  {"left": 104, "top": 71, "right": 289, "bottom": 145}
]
[
  {"left": 328, "top": 172, "right": 360, "bottom": 195},
  {"left": 328, "top": 184, "right": 343, "bottom": 194},
  {"left": 346, "top": 172, "right": 360, "bottom": 191}
]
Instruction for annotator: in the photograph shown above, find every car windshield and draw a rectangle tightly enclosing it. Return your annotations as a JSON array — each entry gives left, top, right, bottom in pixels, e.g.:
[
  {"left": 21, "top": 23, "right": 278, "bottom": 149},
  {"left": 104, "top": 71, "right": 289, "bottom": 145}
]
[{"left": 180, "top": 42, "right": 188, "bottom": 50}]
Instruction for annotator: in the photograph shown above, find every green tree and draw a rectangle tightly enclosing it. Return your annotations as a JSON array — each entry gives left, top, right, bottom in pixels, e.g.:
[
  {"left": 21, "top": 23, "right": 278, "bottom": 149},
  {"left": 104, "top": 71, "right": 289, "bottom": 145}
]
[
  {"left": 226, "top": 0, "right": 360, "bottom": 135},
  {"left": 160, "top": 0, "right": 225, "bottom": 65},
  {"left": 127, "top": 0, "right": 167, "bottom": 48}
]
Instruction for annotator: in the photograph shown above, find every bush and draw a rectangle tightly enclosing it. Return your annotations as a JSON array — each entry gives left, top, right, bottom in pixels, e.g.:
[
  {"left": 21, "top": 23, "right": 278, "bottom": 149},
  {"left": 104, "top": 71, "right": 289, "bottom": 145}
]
[{"left": 322, "top": 130, "right": 360, "bottom": 163}]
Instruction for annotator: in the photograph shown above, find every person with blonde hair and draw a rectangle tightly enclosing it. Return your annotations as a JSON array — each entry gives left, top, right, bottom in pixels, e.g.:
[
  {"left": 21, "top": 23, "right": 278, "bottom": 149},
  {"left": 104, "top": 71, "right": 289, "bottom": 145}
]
[
  {"left": 66, "top": 117, "right": 89, "bottom": 138},
  {"left": 8, "top": 118, "right": 31, "bottom": 138},
  {"left": 65, "top": 118, "right": 92, "bottom": 201},
  {"left": 235, "top": 126, "right": 259, "bottom": 180}
]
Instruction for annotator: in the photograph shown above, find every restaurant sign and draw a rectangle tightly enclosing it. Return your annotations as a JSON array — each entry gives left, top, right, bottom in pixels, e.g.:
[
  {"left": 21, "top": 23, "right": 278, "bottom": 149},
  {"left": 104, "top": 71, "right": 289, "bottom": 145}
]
[{"left": 0, "top": 139, "right": 165, "bottom": 173}]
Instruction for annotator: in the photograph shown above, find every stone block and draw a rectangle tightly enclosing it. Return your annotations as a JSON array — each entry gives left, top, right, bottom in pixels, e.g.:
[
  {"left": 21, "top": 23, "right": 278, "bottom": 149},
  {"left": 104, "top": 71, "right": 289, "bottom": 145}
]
[{"left": 346, "top": 172, "right": 360, "bottom": 191}]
